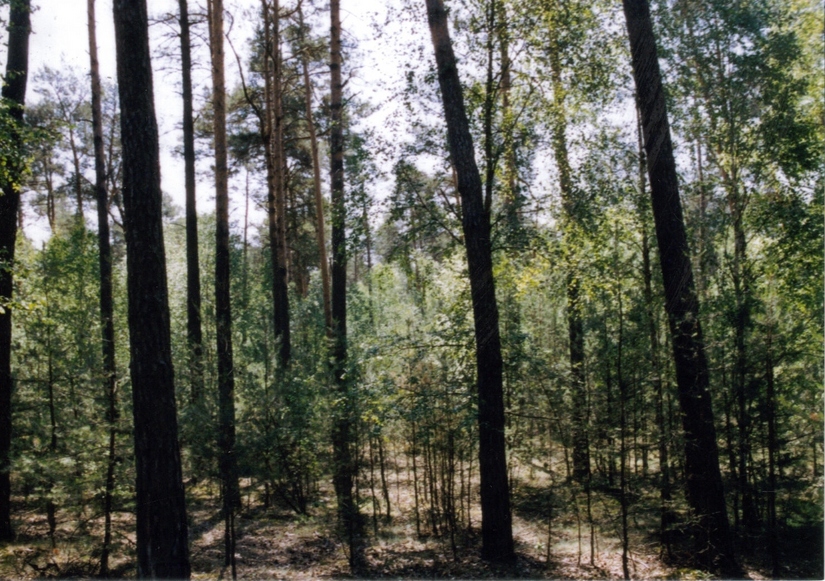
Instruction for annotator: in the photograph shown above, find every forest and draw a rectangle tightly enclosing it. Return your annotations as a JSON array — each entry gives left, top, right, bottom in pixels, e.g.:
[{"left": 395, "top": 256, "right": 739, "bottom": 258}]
[{"left": 0, "top": 0, "right": 821, "bottom": 578}]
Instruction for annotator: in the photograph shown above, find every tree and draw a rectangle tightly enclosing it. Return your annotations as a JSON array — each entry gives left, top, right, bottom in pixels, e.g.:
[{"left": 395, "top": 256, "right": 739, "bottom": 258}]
[
  {"left": 424, "top": 0, "right": 514, "bottom": 562},
  {"left": 296, "top": 0, "right": 331, "bottom": 331},
  {"left": 179, "top": 0, "right": 205, "bottom": 404},
  {"left": 207, "top": 0, "right": 240, "bottom": 572},
  {"left": 543, "top": 0, "right": 589, "bottom": 482},
  {"left": 621, "top": 0, "right": 738, "bottom": 573},
  {"left": 663, "top": 0, "right": 820, "bottom": 534},
  {"left": 0, "top": 0, "right": 31, "bottom": 543},
  {"left": 260, "top": 0, "right": 291, "bottom": 368},
  {"left": 329, "top": 0, "right": 361, "bottom": 568},
  {"left": 112, "top": 0, "right": 190, "bottom": 576},
  {"left": 87, "top": 0, "right": 118, "bottom": 573}
]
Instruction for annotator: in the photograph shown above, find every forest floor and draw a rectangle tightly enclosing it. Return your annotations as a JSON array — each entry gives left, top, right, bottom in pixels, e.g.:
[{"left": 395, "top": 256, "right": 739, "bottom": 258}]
[{"left": 0, "top": 467, "right": 821, "bottom": 579}]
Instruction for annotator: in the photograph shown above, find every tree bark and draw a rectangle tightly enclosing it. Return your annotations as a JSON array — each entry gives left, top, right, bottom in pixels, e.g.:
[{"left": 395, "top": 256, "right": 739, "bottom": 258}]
[
  {"left": 87, "top": 0, "right": 118, "bottom": 573},
  {"left": 261, "top": 0, "right": 290, "bottom": 368},
  {"left": 112, "top": 0, "right": 190, "bottom": 576},
  {"left": 621, "top": 0, "right": 737, "bottom": 573},
  {"left": 497, "top": 2, "right": 520, "bottom": 231},
  {"left": 424, "top": 0, "right": 514, "bottom": 562},
  {"left": 0, "top": 0, "right": 30, "bottom": 543},
  {"left": 765, "top": 320, "right": 779, "bottom": 577},
  {"left": 179, "top": 0, "right": 204, "bottom": 405},
  {"left": 297, "top": 1, "right": 331, "bottom": 331},
  {"left": 207, "top": 0, "right": 240, "bottom": 570},
  {"left": 329, "top": 0, "right": 361, "bottom": 568}
]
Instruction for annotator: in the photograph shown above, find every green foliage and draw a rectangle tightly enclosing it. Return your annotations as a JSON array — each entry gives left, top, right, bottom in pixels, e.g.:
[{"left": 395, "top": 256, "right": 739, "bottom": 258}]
[
  {"left": 0, "top": 97, "right": 32, "bottom": 192},
  {"left": 12, "top": 224, "right": 133, "bottom": 531},
  {"left": 4, "top": 0, "right": 821, "bottom": 574}
]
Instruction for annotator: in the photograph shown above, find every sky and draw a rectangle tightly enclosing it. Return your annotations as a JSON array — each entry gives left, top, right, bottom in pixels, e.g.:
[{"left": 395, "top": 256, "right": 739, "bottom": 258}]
[{"left": 23, "top": 0, "right": 402, "bottom": 243}]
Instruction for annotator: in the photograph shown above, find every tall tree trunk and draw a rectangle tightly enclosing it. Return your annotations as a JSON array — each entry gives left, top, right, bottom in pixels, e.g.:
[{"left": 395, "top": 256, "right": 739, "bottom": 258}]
[
  {"left": 179, "top": 0, "right": 204, "bottom": 405},
  {"left": 0, "top": 0, "right": 30, "bottom": 543},
  {"left": 731, "top": 189, "right": 756, "bottom": 527},
  {"left": 329, "top": 0, "right": 361, "bottom": 568},
  {"left": 615, "top": 238, "right": 630, "bottom": 580},
  {"left": 112, "top": 0, "right": 190, "bottom": 576},
  {"left": 497, "top": 3, "right": 520, "bottom": 232},
  {"left": 621, "top": 0, "right": 737, "bottom": 573},
  {"left": 547, "top": 7, "right": 589, "bottom": 482},
  {"left": 765, "top": 317, "right": 779, "bottom": 577},
  {"left": 297, "top": 1, "right": 331, "bottom": 331},
  {"left": 636, "top": 109, "right": 673, "bottom": 557},
  {"left": 424, "top": 0, "right": 514, "bottom": 562},
  {"left": 482, "top": 0, "right": 496, "bottom": 217},
  {"left": 262, "top": 0, "right": 290, "bottom": 368},
  {"left": 88, "top": 0, "right": 118, "bottom": 573},
  {"left": 208, "top": 0, "right": 240, "bottom": 572},
  {"left": 45, "top": 319, "right": 57, "bottom": 548}
]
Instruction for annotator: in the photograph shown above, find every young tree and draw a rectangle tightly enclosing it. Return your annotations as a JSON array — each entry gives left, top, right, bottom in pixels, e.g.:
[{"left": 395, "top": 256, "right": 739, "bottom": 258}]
[
  {"left": 0, "top": 0, "right": 31, "bottom": 543},
  {"left": 621, "top": 0, "right": 737, "bottom": 573},
  {"left": 424, "top": 0, "right": 514, "bottom": 562},
  {"left": 112, "top": 0, "right": 190, "bottom": 576}
]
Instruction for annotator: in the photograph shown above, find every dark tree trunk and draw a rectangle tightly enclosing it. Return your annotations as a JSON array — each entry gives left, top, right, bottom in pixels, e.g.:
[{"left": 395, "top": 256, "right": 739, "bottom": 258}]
[
  {"left": 208, "top": 0, "right": 240, "bottom": 571},
  {"left": 88, "top": 0, "right": 118, "bottom": 574},
  {"left": 112, "top": 1, "right": 190, "bottom": 576},
  {"left": 329, "top": 0, "right": 360, "bottom": 568},
  {"left": 621, "top": 0, "right": 737, "bottom": 574},
  {"left": 261, "top": 0, "right": 290, "bottom": 368},
  {"left": 732, "top": 203, "right": 757, "bottom": 528},
  {"left": 271, "top": 0, "right": 290, "bottom": 368},
  {"left": 615, "top": 263, "right": 630, "bottom": 580},
  {"left": 424, "top": 0, "right": 514, "bottom": 562},
  {"left": 179, "top": 0, "right": 204, "bottom": 405},
  {"left": 765, "top": 321, "right": 779, "bottom": 577},
  {"left": 0, "top": 0, "right": 30, "bottom": 544}
]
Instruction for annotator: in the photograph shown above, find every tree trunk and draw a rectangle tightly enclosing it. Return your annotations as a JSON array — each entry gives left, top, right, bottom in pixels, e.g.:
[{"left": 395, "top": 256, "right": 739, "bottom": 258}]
[
  {"left": 46, "top": 319, "right": 57, "bottom": 549},
  {"left": 765, "top": 318, "right": 779, "bottom": 577},
  {"left": 497, "top": 3, "right": 520, "bottom": 232},
  {"left": 621, "top": 0, "right": 737, "bottom": 573},
  {"left": 69, "top": 124, "right": 85, "bottom": 222},
  {"left": 208, "top": 0, "right": 240, "bottom": 571},
  {"left": 179, "top": 0, "right": 204, "bottom": 405},
  {"left": 88, "top": 0, "right": 118, "bottom": 573},
  {"left": 297, "top": 0, "right": 331, "bottom": 331},
  {"left": 424, "top": 0, "right": 514, "bottom": 562},
  {"left": 0, "top": 0, "right": 30, "bottom": 543},
  {"left": 112, "top": 0, "right": 190, "bottom": 576},
  {"left": 547, "top": 7, "right": 589, "bottom": 482},
  {"left": 636, "top": 109, "right": 673, "bottom": 557},
  {"left": 732, "top": 194, "right": 756, "bottom": 527},
  {"left": 262, "top": 0, "right": 290, "bottom": 368},
  {"left": 482, "top": 0, "right": 496, "bottom": 217},
  {"left": 616, "top": 259, "right": 630, "bottom": 580},
  {"left": 329, "top": 0, "right": 360, "bottom": 568}
]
